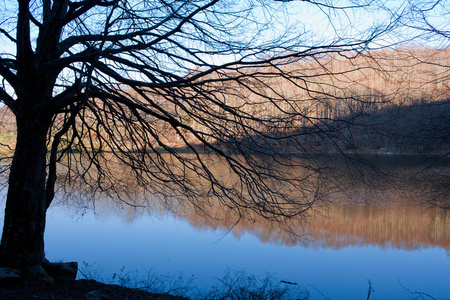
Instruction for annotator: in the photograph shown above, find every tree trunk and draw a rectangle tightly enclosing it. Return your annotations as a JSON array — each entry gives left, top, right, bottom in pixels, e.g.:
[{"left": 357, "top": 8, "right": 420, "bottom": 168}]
[{"left": 0, "top": 115, "right": 49, "bottom": 270}]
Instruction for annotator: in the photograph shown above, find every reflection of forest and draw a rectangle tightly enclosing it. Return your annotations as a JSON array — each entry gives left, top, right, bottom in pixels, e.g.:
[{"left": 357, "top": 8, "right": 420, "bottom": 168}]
[
  {"left": 178, "top": 196, "right": 450, "bottom": 251},
  {"left": 56, "top": 154, "right": 449, "bottom": 251},
  {"left": 173, "top": 157, "right": 450, "bottom": 250},
  {"left": 308, "top": 202, "right": 449, "bottom": 250}
]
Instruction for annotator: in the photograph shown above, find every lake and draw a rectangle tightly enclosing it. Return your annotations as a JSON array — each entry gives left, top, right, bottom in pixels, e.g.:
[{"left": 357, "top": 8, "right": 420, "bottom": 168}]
[{"left": 1, "top": 154, "right": 450, "bottom": 299}]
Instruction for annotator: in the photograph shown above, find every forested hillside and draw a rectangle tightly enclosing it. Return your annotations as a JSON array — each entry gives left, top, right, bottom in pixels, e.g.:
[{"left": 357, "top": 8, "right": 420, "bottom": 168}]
[{"left": 1, "top": 47, "right": 449, "bottom": 155}]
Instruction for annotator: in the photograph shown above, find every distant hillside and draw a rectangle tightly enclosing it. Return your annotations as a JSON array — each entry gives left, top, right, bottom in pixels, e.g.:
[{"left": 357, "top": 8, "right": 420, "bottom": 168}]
[
  {"left": 193, "top": 47, "right": 450, "bottom": 155},
  {"left": 1, "top": 46, "right": 449, "bottom": 155},
  {"left": 0, "top": 106, "right": 15, "bottom": 153}
]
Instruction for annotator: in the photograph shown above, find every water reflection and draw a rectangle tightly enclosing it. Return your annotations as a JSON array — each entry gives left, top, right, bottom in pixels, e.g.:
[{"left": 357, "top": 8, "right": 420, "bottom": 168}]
[
  {"left": 78, "top": 154, "right": 449, "bottom": 251},
  {"left": 178, "top": 198, "right": 450, "bottom": 251},
  {"left": 2, "top": 154, "right": 449, "bottom": 298}
]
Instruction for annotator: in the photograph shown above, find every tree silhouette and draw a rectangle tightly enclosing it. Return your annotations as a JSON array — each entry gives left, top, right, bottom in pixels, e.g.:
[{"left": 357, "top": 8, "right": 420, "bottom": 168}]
[{"left": 0, "top": 0, "right": 413, "bottom": 280}]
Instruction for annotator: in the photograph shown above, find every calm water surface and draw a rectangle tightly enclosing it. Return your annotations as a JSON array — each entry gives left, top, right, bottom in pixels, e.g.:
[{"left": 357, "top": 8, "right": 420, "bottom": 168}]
[
  {"left": 1, "top": 155, "right": 450, "bottom": 299},
  {"left": 42, "top": 205, "right": 450, "bottom": 299}
]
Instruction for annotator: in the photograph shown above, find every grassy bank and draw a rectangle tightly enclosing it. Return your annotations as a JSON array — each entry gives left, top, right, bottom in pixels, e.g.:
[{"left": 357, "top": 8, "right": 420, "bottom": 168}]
[{"left": 1, "top": 270, "right": 438, "bottom": 300}]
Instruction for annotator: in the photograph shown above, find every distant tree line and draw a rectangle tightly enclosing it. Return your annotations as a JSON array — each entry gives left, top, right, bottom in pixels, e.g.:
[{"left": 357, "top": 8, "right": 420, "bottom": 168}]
[{"left": 3, "top": 46, "right": 447, "bottom": 155}]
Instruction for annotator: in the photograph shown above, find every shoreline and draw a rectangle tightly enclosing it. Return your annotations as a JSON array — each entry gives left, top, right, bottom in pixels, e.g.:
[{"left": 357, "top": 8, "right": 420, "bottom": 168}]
[{"left": 0, "top": 278, "right": 189, "bottom": 300}]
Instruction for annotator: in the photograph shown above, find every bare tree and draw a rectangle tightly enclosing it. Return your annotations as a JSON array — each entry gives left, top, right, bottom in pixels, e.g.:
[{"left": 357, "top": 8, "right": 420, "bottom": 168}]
[
  {"left": 401, "top": 0, "right": 449, "bottom": 43},
  {"left": 0, "top": 0, "right": 410, "bottom": 281}
]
